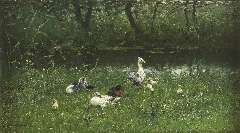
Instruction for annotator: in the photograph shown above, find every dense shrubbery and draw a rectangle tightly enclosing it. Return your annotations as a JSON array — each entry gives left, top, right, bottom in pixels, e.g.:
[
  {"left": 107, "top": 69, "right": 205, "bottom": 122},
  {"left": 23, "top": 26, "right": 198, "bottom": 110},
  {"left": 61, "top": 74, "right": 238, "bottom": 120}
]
[{"left": 1, "top": 0, "right": 239, "bottom": 66}]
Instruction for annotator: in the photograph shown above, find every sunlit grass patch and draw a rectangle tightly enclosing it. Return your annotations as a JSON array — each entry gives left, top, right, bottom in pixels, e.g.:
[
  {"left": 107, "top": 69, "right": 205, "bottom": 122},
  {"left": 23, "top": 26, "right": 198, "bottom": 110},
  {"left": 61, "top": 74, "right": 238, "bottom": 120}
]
[{"left": 1, "top": 64, "right": 236, "bottom": 132}]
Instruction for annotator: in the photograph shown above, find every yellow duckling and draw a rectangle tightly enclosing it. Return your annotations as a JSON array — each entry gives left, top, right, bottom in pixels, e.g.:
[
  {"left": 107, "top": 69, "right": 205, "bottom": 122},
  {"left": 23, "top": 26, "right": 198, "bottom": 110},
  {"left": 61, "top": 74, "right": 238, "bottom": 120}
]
[{"left": 52, "top": 99, "right": 59, "bottom": 109}]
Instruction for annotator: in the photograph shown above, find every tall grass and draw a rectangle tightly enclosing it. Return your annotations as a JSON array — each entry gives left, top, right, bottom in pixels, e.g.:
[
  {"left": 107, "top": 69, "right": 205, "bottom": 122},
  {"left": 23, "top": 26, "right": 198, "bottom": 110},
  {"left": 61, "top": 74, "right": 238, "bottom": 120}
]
[{"left": 1, "top": 64, "right": 236, "bottom": 132}]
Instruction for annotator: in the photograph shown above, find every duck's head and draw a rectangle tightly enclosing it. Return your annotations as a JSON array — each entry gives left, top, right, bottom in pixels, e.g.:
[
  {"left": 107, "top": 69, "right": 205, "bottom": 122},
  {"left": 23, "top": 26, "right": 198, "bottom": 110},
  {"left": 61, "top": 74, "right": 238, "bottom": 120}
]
[
  {"left": 108, "top": 85, "right": 124, "bottom": 97},
  {"left": 53, "top": 99, "right": 58, "bottom": 105},
  {"left": 138, "top": 57, "right": 146, "bottom": 64},
  {"left": 53, "top": 98, "right": 57, "bottom": 103},
  {"left": 114, "top": 85, "right": 124, "bottom": 97}
]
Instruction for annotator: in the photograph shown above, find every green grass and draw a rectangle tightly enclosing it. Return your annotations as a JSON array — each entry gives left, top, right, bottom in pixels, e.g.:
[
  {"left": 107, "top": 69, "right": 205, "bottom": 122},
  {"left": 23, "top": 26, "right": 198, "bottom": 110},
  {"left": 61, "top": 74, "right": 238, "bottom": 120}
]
[{"left": 1, "top": 64, "right": 238, "bottom": 132}]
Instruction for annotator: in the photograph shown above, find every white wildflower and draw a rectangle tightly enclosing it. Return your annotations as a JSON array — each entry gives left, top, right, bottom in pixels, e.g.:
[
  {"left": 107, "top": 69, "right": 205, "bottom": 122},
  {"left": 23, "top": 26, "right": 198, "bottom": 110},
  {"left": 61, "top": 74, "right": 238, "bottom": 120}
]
[{"left": 177, "top": 88, "right": 183, "bottom": 94}]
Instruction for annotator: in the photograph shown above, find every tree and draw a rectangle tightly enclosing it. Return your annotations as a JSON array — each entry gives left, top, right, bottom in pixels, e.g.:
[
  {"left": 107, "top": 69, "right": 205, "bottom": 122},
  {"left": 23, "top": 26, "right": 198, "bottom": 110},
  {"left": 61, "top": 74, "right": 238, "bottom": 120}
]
[
  {"left": 125, "top": 0, "right": 141, "bottom": 40},
  {"left": 150, "top": 1, "right": 160, "bottom": 32},
  {"left": 184, "top": 0, "right": 190, "bottom": 29},
  {"left": 192, "top": 0, "right": 197, "bottom": 25},
  {"left": 0, "top": 1, "right": 16, "bottom": 79},
  {"left": 73, "top": 0, "right": 94, "bottom": 34}
]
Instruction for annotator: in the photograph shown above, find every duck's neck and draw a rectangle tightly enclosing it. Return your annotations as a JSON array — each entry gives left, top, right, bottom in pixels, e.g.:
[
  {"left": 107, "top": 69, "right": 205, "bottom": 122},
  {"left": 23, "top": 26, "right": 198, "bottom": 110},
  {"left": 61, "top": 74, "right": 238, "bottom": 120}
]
[{"left": 138, "top": 62, "right": 143, "bottom": 72}]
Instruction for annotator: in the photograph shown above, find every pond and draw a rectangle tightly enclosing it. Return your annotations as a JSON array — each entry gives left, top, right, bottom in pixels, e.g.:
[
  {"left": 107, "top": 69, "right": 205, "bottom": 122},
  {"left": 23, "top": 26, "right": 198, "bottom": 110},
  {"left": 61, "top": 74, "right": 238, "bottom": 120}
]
[
  {"left": 74, "top": 48, "right": 240, "bottom": 67},
  {"left": 1, "top": 48, "right": 240, "bottom": 80}
]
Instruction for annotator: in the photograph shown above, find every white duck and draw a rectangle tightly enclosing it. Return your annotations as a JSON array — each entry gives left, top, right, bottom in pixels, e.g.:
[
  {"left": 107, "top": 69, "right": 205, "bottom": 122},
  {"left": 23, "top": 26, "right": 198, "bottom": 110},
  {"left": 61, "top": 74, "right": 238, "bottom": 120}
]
[
  {"left": 137, "top": 57, "right": 146, "bottom": 79},
  {"left": 128, "top": 57, "right": 146, "bottom": 86},
  {"left": 90, "top": 85, "right": 123, "bottom": 107}
]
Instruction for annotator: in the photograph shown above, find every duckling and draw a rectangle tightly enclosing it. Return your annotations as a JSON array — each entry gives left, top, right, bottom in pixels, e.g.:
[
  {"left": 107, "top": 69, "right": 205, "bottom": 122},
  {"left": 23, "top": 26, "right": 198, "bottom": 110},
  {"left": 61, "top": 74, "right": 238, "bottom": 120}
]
[
  {"left": 128, "top": 57, "right": 146, "bottom": 86},
  {"left": 52, "top": 99, "right": 59, "bottom": 109},
  {"left": 66, "top": 77, "right": 95, "bottom": 94},
  {"left": 90, "top": 85, "right": 124, "bottom": 107},
  {"left": 146, "top": 78, "right": 157, "bottom": 92}
]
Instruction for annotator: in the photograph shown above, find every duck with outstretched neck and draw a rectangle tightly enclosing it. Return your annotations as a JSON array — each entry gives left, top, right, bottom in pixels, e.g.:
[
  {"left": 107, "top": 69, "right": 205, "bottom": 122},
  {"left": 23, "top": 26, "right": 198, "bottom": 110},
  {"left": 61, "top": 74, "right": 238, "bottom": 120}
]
[{"left": 128, "top": 57, "right": 146, "bottom": 86}]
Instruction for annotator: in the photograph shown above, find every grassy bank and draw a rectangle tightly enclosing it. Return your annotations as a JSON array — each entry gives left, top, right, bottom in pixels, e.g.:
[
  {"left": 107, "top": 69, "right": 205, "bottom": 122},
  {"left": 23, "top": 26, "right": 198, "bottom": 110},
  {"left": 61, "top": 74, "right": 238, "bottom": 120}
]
[{"left": 1, "top": 64, "right": 238, "bottom": 132}]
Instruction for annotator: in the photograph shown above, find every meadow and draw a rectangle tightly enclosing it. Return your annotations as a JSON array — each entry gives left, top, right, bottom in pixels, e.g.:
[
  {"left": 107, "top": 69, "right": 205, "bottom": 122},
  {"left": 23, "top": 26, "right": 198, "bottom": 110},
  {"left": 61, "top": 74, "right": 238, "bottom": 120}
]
[{"left": 1, "top": 62, "right": 239, "bottom": 133}]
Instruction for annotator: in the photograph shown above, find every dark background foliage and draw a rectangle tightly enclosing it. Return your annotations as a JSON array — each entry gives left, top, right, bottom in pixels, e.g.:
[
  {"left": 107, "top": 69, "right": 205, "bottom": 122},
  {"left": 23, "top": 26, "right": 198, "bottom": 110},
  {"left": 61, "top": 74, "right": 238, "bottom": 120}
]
[{"left": 0, "top": 0, "right": 240, "bottom": 69}]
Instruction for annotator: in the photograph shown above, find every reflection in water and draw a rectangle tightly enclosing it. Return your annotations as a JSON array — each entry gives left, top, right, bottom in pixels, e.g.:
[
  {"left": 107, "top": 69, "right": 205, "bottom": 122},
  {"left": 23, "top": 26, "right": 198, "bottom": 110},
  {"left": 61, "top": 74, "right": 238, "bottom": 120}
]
[
  {"left": 1, "top": 48, "right": 240, "bottom": 80},
  {"left": 73, "top": 49, "right": 239, "bottom": 68},
  {"left": 0, "top": 48, "right": 9, "bottom": 80},
  {"left": 0, "top": 48, "right": 3, "bottom": 79},
  {"left": 0, "top": 60, "right": 2, "bottom": 79}
]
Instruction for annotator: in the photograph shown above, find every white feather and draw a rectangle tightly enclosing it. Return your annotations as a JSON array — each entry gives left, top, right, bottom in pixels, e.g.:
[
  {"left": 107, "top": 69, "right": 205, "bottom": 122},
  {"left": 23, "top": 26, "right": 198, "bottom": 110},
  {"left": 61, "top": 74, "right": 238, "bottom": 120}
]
[
  {"left": 66, "top": 85, "right": 74, "bottom": 93},
  {"left": 90, "top": 96, "right": 110, "bottom": 107},
  {"left": 90, "top": 93, "right": 121, "bottom": 107},
  {"left": 128, "top": 57, "right": 146, "bottom": 85},
  {"left": 137, "top": 57, "right": 146, "bottom": 81}
]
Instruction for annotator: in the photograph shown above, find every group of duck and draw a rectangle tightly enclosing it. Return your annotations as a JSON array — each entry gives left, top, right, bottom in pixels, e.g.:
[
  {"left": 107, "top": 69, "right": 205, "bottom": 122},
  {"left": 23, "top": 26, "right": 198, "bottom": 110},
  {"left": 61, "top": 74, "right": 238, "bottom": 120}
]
[{"left": 62, "top": 57, "right": 157, "bottom": 108}]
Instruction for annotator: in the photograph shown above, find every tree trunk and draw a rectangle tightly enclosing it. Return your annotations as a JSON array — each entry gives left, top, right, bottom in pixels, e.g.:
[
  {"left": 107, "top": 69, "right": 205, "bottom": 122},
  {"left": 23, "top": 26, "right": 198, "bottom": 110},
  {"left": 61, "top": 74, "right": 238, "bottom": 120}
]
[
  {"left": 73, "top": 0, "right": 84, "bottom": 25},
  {"left": 184, "top": 0, "right": 190, "bottom": 29},
  {"left": 0, "top": 10, "right": 3, "bottom": 79},
  {"left": 125, "top": 1, "right": 141, "bottom": 39},
  {"left": 73, "top": 0, "right": 93, "bottom": 34},
  {"left": 192, "top": 0, "right": 197, "bottom": 25},
  {"left": 0, "top": 9, "right": 8, "bottom": 79},
  {"left": 83, "top": 0, "right": 93, "bottom": 33},
  {"left": 151, "top": 2, "right": 159, "bottom": 32},
  {"left": 232, "top": 1, "right": 240, "bottom": 50}
]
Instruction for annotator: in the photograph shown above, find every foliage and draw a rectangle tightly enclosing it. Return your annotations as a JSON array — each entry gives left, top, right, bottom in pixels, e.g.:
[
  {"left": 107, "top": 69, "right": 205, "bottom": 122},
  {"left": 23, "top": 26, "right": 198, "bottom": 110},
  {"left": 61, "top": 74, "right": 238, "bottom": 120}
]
[{"left": 0, "top": 0, "right": 237, "bottom": 66}]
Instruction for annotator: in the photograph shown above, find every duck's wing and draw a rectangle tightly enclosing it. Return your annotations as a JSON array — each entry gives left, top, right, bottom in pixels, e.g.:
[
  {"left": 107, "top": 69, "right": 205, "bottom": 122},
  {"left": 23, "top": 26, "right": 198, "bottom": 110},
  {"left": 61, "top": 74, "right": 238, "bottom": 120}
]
[
  {"left": 79, "top": 78, "right": 95, "bottom": 90},
  {"left": 128, "top": 72, "right": 143, "bottom": 86},
  {"left": 66, "top": 84, "right": 75, "bottom": 93},
  {"left": 128, "top": 72, "right": 140, "bottom": 82},
  {"left": 111, "top": 97, "right": 121, "bottom": 104},
  {"left": 133, "top": 77, "right": 143, "bottom": 86},
  {"left": 128, "top": 72, "right": 135, "bottom": 79}
]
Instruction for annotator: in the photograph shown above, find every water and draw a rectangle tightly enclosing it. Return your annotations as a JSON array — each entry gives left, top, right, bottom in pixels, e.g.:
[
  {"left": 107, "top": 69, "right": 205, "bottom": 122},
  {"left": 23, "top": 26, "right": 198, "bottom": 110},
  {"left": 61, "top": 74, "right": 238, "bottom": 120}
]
[
  {"left": 0, "top": 60, "right": 2, "bottom": 79},
  {"left": 1, "top": 48, "right": 240, "bottom": 79},
  {"left": 0, "top": 48, "right": 3, "bottom": 79},
  {"left": 74, "top": 48, "right": 240, "bottom": 68},
  {"left": 0, "top": 48, "right": 11, "bottom": 80}
]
